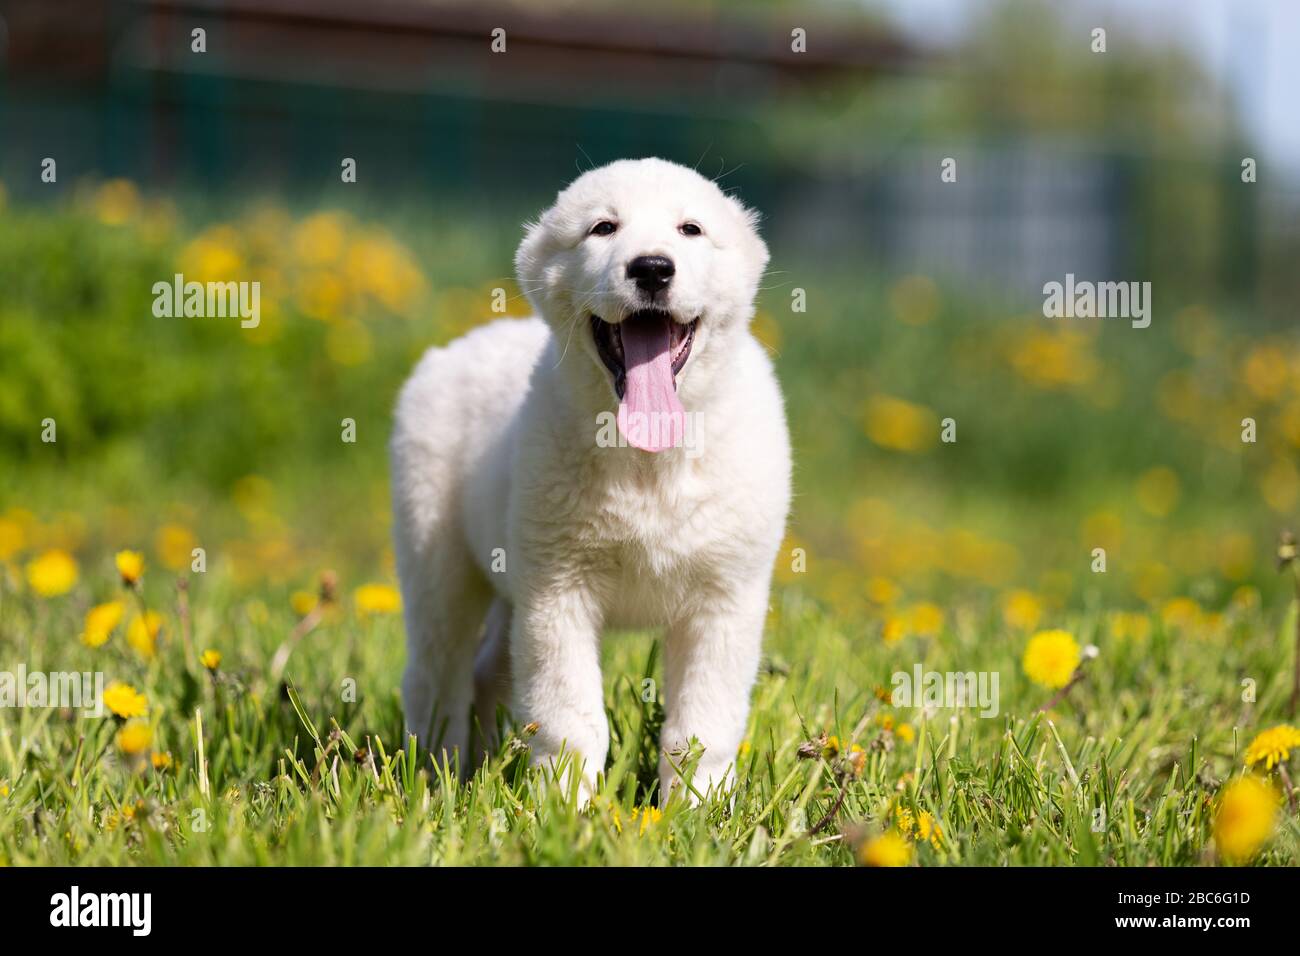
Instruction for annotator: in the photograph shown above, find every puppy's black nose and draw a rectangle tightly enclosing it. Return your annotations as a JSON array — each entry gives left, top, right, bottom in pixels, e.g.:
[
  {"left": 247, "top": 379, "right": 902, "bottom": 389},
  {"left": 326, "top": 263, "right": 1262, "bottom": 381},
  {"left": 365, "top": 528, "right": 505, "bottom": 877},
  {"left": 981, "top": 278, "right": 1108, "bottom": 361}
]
[{"left": 627, "top": 255, "right": 675, "bottom": 293}]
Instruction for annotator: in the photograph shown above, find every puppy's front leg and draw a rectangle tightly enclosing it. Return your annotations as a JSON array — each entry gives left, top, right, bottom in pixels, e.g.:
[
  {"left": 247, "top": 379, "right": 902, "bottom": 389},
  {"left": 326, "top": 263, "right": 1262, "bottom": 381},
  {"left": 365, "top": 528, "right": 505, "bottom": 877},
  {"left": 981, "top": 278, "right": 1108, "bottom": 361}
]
[
  {"left": 659, "top": 584, "right": 767, "bottom": 804},
  {"left": 511, "top": 587, "right": 607, "bottom": 802}
]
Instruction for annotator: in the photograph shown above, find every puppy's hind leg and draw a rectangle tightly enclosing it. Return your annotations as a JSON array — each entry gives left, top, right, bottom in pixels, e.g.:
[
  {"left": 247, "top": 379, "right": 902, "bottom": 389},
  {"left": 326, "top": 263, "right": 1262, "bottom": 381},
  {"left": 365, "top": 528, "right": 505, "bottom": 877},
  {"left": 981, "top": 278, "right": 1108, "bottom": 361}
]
[
  {"left": 390, "top": 422, "right": 493, "bottom": 772},
  {"left": 471, "top": 597, "right": 513, "bottom": 759},
  {"left": 396, "top": 546, "right": 490, "bottom": 767},
  {"left": 394, "top": 525, "right": 492, "bottom": 773}
]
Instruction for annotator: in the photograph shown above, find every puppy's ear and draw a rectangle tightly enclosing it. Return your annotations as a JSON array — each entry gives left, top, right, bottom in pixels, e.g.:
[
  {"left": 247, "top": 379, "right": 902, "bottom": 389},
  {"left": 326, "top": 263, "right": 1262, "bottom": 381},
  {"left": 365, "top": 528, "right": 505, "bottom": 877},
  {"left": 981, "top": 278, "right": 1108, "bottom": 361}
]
[
  {"left": 514, "top": 211, "right": 556, "bottom": 313},
  {"left": 728, "top": 196, "right": 770, "bottom": 278}
]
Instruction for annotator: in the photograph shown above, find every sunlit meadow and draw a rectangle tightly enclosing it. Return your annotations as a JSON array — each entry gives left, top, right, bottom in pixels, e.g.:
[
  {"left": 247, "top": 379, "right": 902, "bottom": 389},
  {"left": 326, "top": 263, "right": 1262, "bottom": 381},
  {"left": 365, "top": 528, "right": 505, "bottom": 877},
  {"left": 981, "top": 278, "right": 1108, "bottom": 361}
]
[{"left": 1, "top": 180, "right": 1299, "bottom": 865}]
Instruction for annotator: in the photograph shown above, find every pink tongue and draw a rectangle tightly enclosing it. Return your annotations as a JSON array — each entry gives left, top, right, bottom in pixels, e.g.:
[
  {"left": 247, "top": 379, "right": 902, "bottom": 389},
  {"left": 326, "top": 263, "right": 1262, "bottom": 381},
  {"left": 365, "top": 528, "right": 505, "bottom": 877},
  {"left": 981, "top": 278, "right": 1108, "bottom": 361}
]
[{"left": 616, "top": 314, "right": 685, "bottom": 452}]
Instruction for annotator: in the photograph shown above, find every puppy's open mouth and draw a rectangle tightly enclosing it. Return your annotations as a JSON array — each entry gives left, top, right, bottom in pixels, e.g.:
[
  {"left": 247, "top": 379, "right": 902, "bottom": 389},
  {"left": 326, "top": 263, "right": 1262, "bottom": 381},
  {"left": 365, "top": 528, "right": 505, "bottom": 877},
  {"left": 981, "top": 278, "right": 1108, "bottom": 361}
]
[
  {"left": 591, "top": 310, "right": 697, "bottom": 453},
  {"left": 591, "top": 311, "right": 697, "bottom": 401}
]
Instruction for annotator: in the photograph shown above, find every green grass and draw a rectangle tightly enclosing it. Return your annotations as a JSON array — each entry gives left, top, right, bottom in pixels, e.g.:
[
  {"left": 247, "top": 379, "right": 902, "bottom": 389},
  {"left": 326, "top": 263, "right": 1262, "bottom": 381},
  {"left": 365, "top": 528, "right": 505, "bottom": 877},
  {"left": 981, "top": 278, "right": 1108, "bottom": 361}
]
[{"left": 2, "top": 570, "right": 1297, "bottom": 866}]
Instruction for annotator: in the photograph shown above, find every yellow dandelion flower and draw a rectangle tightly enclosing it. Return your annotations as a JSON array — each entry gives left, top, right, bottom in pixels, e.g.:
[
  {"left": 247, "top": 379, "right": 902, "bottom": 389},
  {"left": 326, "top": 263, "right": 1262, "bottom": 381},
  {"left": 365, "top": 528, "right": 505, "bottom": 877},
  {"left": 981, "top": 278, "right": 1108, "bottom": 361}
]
[
  {"left": 1214, "top": 776, "right": 1279, "bottom": 864},
  {"left": 25, "top": 548, "right": 79, "bottom": 597},
  {"left": 629, "top": 806, "right": 662, "bottom": 836},
  {"left": 1241, "top": 344, "right": 1290, "bottom": 401},
  {"left": 346, "top": 232, "right": 425, "bottom": 312},
  {"left": 102, "top": 682, "right": 148, "bottom": 719},
  {"left": 290, "top": 589, "right": 317, "bottom": 617},
  {"left": 354, "top": 583, "right": 401, "bottom": 615},
  {"left": 126, "top": 611, "right": 163, "bottom": 658},
  {"left": 296, "top": 270, "right": 348, "bottom": 322},
  {"left": 179, "top": 226, "right": 244, "bottom": 284},
  {"left": 82, "top": 600, "right": 125, "bottom": 648},
  {"left": 1244, "top": 725, "right": 1300, "bottom": 771},
  {"left": 1107, "top": 610, "right": 1151, "bottom": 642},
  {"left": 866, "top": 576, "right": 901, "bottom": 606},
  {"left": 862, "top": 394, "right": 938, "bottom": 453},
  {"left": 151, "top": 751, "right": 174, "bottom": 771},
  {"left": 1008, "top": 328, "right": 1098, "bottom": 389},
  {"left": 858, "top": 831, "right": 913, "bottom": 867},
  {"left": 154, "top": 523, "right": 197, "bottom": 571},
  {"left": 882, "top": 614, "right": 908, "bottom": 645},
  {"left": 293, "top": 211, "right": 348, "bottom": 266},
  {"left": 1230, "top": 585, "right": 1260, "bottom": 612},
  {"left": 114, "top": 549, "right": 145, "bottom": 585},
  {"left": 92, "top": 179, "right": 140, "bottom": 225},
  {"left": 1002, "top": 589, "right": 1043, "bottom": 631},
  {"left": 116, "top": 720, "right": 152, "bottom": 755},
  {"left": 200, "top": 649, "right": 222, "bottom": 671},
  {"left": 907, "top": 602, "right": 944, "bottom": 637},
  {"left": 894, "top": 805, "right": 944, "bottom": 848},
  {"left": 915, "top": 811, "right": 943, "bottom": 848},
  {"left": 0, "top": 516, "right": 25, "bottom": 560},
  {"left": 1022, "top": 629, "right": 1081, "bottom": 689},
  {"left": 1160, "top": 596, "right": 1202, "bottom": 632},
  {"left": 1200, "top": 611, "right": 1225, "bottom": 635},
  {"left": 896, "top": 723, "right": 915, "bottom": 744}
]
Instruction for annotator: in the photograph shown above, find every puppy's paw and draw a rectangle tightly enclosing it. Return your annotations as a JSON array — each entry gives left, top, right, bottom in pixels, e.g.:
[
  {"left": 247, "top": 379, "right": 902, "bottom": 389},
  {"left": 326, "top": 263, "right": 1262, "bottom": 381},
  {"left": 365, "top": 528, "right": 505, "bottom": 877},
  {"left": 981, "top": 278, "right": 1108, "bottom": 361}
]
[
  {"left": 529, "top": 748, "right": 600, "bottom": 809},
  {"left": 658, "top": 746, "right": 736, "bottom": 808}
]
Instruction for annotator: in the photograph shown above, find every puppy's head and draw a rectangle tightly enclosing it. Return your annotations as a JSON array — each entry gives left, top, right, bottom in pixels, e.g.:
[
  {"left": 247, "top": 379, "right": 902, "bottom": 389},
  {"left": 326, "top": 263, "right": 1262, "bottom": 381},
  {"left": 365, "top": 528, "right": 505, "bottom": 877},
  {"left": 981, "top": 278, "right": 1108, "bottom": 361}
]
[{"left": 515, "top": 158, "right": 769, "bottom": 436}]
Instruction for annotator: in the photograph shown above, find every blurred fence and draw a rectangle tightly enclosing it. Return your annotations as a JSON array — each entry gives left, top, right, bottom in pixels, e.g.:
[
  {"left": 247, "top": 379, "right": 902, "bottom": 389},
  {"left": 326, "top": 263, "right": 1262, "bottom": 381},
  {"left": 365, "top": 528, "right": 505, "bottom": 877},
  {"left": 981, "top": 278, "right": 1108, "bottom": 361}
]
[
  {"left": 2, "top": 0, "right": 1295, "bottom": 315},
  {"left": 0, "top": 0, "right": 911, "bottom": 205}
]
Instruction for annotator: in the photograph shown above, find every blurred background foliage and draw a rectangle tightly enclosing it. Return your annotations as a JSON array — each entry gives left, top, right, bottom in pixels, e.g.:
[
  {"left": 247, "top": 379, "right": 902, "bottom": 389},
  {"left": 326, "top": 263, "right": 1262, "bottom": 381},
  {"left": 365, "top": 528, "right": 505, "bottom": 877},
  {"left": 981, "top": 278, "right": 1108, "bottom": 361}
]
[{"left": 1, "top": 0, "right": 1298, "bottom": 624}]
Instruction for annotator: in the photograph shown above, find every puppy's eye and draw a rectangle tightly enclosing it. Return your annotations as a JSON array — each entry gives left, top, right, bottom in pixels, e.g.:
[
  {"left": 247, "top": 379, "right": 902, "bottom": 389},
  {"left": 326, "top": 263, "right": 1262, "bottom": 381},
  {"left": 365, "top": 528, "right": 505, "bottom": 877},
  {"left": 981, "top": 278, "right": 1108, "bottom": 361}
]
[
  {"left": 679, "top": 222, "right": 703, "bottom": 237},
  {"left": 589, "top": 220, "right": 618, "bottom": 237}
]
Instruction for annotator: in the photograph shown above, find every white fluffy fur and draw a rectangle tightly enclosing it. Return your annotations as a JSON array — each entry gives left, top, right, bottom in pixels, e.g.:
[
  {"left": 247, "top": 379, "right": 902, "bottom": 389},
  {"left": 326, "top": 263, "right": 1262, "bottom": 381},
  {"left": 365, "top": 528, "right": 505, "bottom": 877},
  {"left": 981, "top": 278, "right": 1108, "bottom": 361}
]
[{"left": 389, "top": 158, "right": 791, "bottom": 803}]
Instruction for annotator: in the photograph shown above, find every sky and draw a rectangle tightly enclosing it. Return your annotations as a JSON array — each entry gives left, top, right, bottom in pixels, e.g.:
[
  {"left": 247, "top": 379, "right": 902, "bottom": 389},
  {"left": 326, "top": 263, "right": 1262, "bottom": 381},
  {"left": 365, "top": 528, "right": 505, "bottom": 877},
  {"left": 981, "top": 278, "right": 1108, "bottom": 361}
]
[{"left": 872, "top": 0, "right": 1300, "bottom": 184}]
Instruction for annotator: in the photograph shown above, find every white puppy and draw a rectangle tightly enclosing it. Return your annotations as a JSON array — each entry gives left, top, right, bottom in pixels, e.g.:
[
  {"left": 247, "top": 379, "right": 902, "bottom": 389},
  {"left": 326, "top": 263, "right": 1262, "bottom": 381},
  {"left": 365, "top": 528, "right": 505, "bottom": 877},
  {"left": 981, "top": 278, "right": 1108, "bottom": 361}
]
[{"left": 390, "top": 157, "right": 791, "bottom": 803}]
